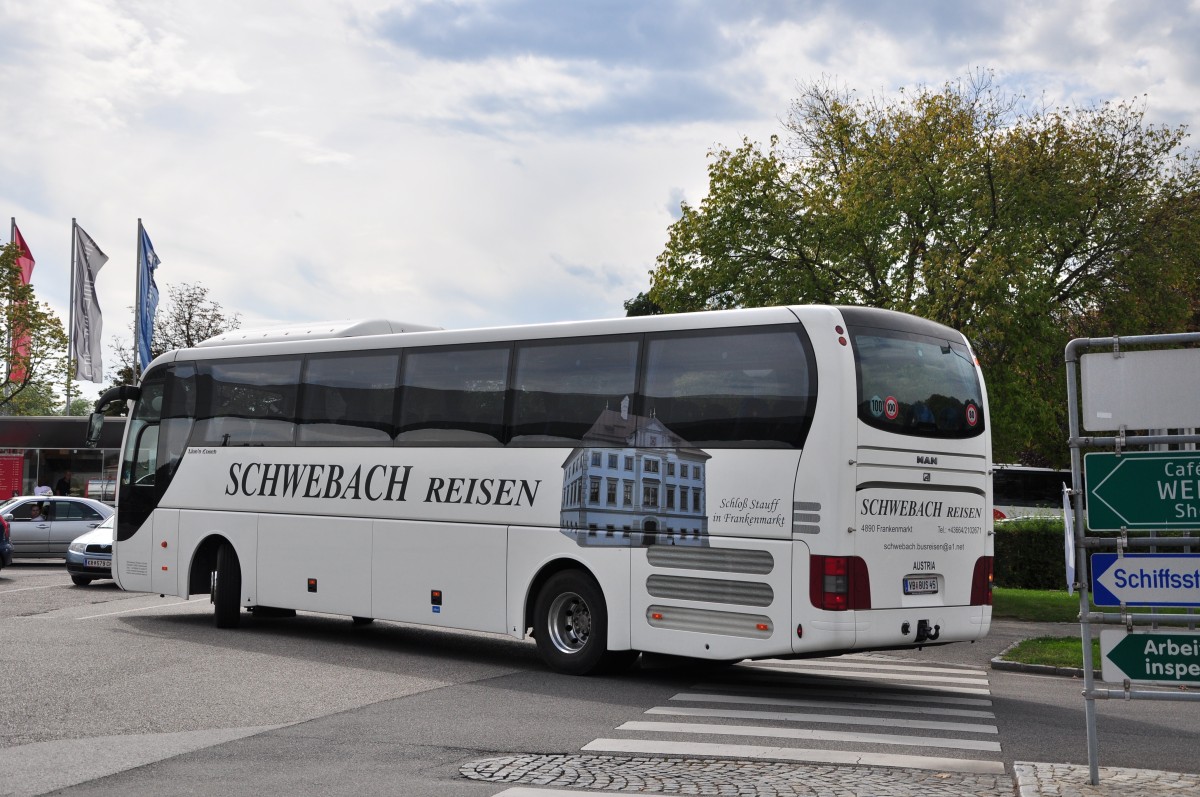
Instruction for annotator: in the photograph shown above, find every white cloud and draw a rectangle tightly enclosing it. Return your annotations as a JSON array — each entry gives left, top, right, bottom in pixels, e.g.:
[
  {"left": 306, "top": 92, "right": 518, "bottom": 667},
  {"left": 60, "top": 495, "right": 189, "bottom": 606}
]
[{"left": 1, "top": 0, "right": 1197, "bottom": 403}]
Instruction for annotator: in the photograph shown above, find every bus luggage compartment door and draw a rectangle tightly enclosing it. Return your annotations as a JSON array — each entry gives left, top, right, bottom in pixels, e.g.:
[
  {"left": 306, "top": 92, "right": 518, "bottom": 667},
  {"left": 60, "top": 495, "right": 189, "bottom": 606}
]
[{"left": 853, "top": 456, "right": 989, "bottom": 645}]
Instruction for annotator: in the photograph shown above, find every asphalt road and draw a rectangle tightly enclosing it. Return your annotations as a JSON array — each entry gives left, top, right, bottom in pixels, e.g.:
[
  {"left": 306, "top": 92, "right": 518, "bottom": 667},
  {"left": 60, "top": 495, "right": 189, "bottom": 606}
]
[{"left": 2, "top": 560, "right": 1196, "bottom": 797}]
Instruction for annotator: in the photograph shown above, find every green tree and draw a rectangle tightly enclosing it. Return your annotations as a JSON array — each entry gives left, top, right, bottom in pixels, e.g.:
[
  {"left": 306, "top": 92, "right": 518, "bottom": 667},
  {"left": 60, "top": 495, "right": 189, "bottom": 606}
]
[
  {"left": 623, "top": 291, "right": 663, "bottom": 317},
  {"left": 644, "top": 73, "right": 1200, "bottom": 465},
  {"left": 102, "top": 281, "right": 241, "bottom": 412},
  {"left": 1, "top": 242, "right": 70, "bottom": 415}
]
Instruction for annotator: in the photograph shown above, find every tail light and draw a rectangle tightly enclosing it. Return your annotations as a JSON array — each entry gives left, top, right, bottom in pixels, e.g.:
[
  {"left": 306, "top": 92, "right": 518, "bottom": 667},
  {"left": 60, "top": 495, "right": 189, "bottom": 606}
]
[
  {"left": 970, "top": 556, "right": 993, "bottom": 605},
  {"left": 810, "top": 555, "right": 871, "bottom": 611}
]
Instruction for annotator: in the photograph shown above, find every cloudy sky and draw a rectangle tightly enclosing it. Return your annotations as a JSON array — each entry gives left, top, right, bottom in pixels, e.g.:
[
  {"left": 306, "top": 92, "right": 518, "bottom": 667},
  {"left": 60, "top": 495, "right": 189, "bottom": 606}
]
[{"left": 2, "top": 0, "right": 1198, "bottom": 388}]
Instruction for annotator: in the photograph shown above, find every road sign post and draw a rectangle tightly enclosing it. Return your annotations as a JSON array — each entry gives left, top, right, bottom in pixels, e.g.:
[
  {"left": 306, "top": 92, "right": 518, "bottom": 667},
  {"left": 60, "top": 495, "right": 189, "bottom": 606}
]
[
  {"left": 1067, "top": 333, "right": 1200, "bottom": 785},
  {"left": 1102, "top": 630, "right": 1200, "bottom": 686},
  {"left": 1085, "top": 451, "right": 1200, "bottom": 532}
]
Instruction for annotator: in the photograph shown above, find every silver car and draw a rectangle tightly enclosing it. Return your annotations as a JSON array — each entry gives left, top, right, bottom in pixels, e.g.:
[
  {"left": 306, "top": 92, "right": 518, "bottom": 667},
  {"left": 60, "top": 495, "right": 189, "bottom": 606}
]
[{"left": 0, "top": 496, "right": 114, "bottom": 558}]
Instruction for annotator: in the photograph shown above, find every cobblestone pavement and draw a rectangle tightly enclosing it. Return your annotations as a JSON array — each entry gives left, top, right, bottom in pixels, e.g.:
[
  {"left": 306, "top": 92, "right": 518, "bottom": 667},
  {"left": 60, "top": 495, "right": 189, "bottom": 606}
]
[
  {"left": 1014, "top": 762, "right": 1200, "bottom": 796},
  {"left": 462, "top": 754, "right": 1200, "bottom": 796},
  {"left": 461, "top": 754, "right": 1009, "bottom": 796}
]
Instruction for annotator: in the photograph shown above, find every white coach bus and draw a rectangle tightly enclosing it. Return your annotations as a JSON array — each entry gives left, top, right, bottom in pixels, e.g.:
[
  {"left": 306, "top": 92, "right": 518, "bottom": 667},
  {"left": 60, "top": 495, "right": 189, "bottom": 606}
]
[{"left": 87, "top": 305, "right": 993, "bottom": 675}]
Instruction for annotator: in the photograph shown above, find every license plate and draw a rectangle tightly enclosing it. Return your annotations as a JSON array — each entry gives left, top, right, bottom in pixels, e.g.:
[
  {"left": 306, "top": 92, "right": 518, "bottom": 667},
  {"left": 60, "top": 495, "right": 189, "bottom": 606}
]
[
  {"left": 85, "top": 558, "right": 111, "bottom": 569},
  {"left": 903, "top": 576, "right": 938, "bottom": 595}
]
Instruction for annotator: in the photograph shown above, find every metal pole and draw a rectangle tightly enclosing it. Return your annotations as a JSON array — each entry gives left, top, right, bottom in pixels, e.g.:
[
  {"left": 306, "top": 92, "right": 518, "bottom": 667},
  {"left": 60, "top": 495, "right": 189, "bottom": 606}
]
[
  {"left": 1065, "top": 337, "right": 1101, "bottom": 785},
  {"left": 6, "top": 217, "right": 13, "bottom": 387},
  {"left": 134, "top": 219, "right": 142, "bottom": 382},
  {"left": 65, "top": 219, "right": 76, "bottom": 415}
]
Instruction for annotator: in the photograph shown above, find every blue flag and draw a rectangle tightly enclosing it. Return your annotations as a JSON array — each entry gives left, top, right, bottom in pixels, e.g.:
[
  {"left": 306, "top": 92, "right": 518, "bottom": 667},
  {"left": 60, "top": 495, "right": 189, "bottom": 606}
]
[{"left": 137, "top": 223, "right": 160, "bottom": 371}]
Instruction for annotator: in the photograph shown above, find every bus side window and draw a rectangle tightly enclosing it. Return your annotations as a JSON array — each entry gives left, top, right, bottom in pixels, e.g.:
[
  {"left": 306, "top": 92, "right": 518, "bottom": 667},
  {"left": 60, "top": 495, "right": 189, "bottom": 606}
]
[
  {"left": 510, "top": 337, "right": 639, "bottom": 445},
  {"left": 159, "top": 363, "right": 196, "bottom": 478},
  {"left": 397, "top": 345, "right": 509, "bottom": 445},
  {"left": 297, "top": 351, "right": 399, "bottom": 446},
  {"left": 191, "top": 358, "right": 302, "bottom": 447},
  {"left": 642, "top": 327, "right": 816, "bottom": 448}
]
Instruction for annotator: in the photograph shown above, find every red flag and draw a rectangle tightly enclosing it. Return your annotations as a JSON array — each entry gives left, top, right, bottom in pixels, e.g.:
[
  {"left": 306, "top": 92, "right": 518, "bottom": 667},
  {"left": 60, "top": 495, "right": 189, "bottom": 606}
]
[
  {"left": 9, "top": 223, "right": 35, "bottom": 382},
  {"left": 13, "top": 224, "right": 34, "bottom": 284}
]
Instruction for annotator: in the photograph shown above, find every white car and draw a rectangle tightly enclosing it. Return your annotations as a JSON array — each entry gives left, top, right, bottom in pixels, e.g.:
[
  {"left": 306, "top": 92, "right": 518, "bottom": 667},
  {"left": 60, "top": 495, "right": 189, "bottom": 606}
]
[
  {"left": 65, "top": 515, "right": 115, "bottom": 586},
  {"left": 0, "top": 496, "right": 114, "bottom": 559}
]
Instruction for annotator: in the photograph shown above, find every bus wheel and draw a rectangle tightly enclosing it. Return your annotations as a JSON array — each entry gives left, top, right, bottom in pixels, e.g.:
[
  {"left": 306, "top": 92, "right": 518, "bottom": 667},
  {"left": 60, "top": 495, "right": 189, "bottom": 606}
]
[
  {"left": 534, "top": 570, "right": 626, "bottom": 676},
  {"left": 212, "top": 542, "right": 242, "bottom": 629}
]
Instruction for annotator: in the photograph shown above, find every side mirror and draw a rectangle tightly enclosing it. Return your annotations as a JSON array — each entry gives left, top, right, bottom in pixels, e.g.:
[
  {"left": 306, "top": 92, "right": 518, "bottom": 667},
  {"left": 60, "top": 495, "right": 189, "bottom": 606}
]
[
  {"left": 85, "top": 385, "right": 141, "bottom": 447},
  {"left": 85, "top": 411, "right": 106, "bottom": 448}
]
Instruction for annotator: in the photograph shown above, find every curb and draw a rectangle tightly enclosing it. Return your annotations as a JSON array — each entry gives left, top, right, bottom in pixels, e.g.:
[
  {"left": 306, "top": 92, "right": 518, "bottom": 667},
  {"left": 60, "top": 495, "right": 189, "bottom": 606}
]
[{"left": 990, "top": 640, "right": 1100, "bottom": 679}]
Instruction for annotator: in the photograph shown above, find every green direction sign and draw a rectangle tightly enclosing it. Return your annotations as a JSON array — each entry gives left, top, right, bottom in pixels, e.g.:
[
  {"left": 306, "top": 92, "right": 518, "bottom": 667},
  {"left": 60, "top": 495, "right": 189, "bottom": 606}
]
[
  {"left": 1101, "top": 629, "right": 1200, "bottom": 685},
  {"left": 1085, "top": 452, "right": 1200, "bottom": 531}
]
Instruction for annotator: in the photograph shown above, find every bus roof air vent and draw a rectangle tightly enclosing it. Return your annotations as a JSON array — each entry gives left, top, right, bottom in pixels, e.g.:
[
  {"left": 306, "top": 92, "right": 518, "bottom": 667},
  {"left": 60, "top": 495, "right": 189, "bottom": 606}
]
[{"left": 195, "top": 319, "right": 442, "bottom": 347}]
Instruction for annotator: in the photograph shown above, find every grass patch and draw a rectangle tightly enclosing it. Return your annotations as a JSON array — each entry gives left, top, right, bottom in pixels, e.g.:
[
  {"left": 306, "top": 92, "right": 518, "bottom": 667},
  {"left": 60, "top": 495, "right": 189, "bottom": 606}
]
[
  {"left": 992, "top": 587, "right": 1085, "bottom": 622},
  {"left": 1001, "top": 636, "right": 1100, "bottom": 670},
  {"left": 992, "top": 587, "right": 1196, "bottom": 622}
]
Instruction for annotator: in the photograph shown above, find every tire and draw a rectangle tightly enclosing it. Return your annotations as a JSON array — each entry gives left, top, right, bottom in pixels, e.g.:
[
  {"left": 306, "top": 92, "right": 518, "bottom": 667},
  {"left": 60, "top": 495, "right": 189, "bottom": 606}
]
[
  {"left": 351, "top": 616, "right": 375, "bottom": 626},
  {"left": 212, "top": 542, "right": 242, "bottom": 629},
  {"left": 71, "top": 575, "right": 92, "bottom": 586},
  {"left": 533, "top": 570, "right": 631, "bottom": 676}
]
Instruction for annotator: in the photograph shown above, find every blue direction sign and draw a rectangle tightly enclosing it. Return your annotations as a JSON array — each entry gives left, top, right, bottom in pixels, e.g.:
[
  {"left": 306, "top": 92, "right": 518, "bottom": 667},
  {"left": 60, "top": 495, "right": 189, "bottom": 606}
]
[
  {"left": 1091, "top": 553, "right": 1200, "bottom": 607},
  {"left": 1085, "top": 451, "right": 1200, "bottom": 531}
]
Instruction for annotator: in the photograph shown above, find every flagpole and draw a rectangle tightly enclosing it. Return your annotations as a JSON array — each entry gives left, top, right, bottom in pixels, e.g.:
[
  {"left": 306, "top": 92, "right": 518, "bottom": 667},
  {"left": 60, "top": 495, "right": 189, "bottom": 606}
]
[
  {"left": 135, "top": 218, "right": 142, "bottom": 382},
  {"left": 5, "top": 218, "right": 13, "bottom": 389},
  {"left": 66, "top": 219, "right": 76, "bottom": 416}
]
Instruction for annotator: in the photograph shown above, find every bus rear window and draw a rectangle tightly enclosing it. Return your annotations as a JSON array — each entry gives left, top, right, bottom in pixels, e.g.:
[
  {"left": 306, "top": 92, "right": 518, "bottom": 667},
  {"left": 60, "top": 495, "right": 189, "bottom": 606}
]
[{"left": 850, "top": 326, "right": 984, "bottom": 438}]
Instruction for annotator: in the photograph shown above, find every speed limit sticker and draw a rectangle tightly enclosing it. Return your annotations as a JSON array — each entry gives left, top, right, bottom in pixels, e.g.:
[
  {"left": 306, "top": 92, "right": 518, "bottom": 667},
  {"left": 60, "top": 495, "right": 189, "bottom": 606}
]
[
  {"left": 883, "top": 396, "right": 899, "bottom": 420},
  {"left": 965, "top": 402, "right": 979, "bottom": 427}
]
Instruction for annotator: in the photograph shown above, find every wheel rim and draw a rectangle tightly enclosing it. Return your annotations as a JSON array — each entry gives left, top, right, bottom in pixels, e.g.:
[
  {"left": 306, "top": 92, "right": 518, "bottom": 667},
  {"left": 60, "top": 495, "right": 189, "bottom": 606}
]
[{"left": 547, "top": 591, "right": 592, "bottom": 654}]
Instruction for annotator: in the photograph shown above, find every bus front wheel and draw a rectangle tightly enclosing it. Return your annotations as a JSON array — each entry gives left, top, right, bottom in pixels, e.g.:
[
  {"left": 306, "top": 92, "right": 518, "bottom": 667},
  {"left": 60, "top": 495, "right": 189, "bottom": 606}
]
[
  {"left": 212, "top": 542, "right": 242, "bottom": 629},
  {"left": 534, "top": 570, "right": 633, "bottom": 676}
]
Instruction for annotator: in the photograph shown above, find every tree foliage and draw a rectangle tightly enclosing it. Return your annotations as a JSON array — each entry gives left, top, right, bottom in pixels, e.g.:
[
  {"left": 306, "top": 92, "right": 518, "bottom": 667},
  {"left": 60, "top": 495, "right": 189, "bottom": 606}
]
[
  {"left": 1, "top": 242, "right": 70, "bottom": 415},
  {"left": 104, "top": 281, "right": 241, "bottom": 410},
  {"left": 645, "top": 73, "right": 1200, "bottom": 465}
]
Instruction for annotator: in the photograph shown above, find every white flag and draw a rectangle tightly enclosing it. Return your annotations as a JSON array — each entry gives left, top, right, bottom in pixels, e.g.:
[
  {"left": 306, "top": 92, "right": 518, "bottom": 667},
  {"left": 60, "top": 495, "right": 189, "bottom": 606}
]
[
  {"left": 70, "top": 224, "right": 108, "bottom": 383},
  {"left": 1062, "top": 483, "right": 1075, "bottom": 595}
]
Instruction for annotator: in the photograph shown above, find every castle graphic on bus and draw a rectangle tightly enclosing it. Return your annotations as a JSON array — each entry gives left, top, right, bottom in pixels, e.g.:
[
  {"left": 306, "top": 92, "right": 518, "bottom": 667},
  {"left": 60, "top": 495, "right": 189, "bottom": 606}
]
[{"left": 560, "top": 396, "right": 710, "bottom": 547}]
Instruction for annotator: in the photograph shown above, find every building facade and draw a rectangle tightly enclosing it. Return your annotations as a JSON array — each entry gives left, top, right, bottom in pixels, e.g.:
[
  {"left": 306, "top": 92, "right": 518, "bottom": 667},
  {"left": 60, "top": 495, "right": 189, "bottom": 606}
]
[{"left": 0, "top": 417, "right": 125, "bottom": 503}]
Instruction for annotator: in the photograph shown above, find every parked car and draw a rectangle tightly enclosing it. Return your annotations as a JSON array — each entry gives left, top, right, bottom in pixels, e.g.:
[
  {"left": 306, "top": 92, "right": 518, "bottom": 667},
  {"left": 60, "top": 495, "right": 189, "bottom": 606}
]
[
  {"left": 65, "top": 515, "right": 115, "bottom": 586},
  {"left": 1, "top": 514, "right": 12, "bottom": 572},
  {"left": 0, "top": 496, "right": 114, "bottom": 558}
]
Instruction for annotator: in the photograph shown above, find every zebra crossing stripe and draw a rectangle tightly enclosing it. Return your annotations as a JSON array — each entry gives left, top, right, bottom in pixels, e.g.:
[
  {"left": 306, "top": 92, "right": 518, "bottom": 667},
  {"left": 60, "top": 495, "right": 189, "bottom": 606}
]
[
  {"left": 705, "top": 670, "right": 991, "bottom": 695},
  {"left": 742, "top": 662, "right": 989, "bottom": 687},
  {"left": 582, "top": 738, "right": 1006, "bottom": 775},
  {"left": 690, "top": 680, "right": 993, "bottom": 706},
  {"left": 753, "top": 656, "right": 987, "bottom": 677},
  {"left": 615, "top": 720, "right": 1002, "bottom": 752},
  {"left": 670, "top": 692, "right": 996, "bottom": 719},
  {"left": 645, "top": 706, "right": 997, "bottom": 734}
]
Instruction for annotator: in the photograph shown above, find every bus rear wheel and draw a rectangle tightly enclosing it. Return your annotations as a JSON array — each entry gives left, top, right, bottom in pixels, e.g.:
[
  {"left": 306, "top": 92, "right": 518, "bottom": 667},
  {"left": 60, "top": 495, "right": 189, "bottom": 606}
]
[
  {"left": 534, "top": 570, "right": 633, "bottom": 676},
  {"left": 211, "top": 542, "right": 242, "bottom": 629}
]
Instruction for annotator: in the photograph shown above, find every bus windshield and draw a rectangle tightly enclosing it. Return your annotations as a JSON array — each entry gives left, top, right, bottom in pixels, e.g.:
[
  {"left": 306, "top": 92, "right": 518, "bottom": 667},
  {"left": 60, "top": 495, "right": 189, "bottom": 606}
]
[{"left": 850, "top": 325, "right": 984, "bottom": 438}]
